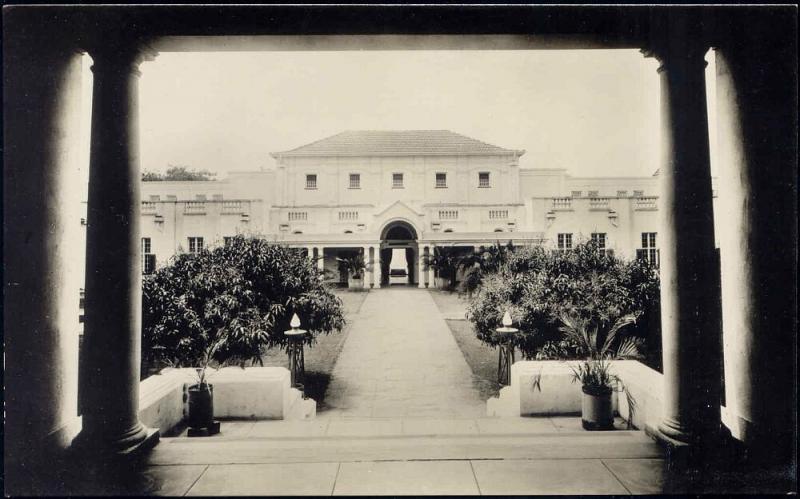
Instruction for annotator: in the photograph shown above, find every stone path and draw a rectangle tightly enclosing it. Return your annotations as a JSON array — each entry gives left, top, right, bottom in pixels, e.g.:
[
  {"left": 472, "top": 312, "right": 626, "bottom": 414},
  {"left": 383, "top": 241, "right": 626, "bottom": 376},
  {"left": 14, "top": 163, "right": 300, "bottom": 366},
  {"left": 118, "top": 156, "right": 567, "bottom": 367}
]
[{"left": 322, "top": 287, "right": 486, "bottom": 419}]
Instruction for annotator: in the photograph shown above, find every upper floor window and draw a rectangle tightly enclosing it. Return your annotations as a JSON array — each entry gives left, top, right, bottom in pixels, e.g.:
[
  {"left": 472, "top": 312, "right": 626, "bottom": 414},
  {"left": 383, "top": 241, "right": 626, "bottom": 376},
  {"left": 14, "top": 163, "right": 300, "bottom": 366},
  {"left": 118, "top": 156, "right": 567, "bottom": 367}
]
[
  {"left": 305, "top": 174, "right": 317, "bottom": 190},
  {"left": 188, "top": 236, "right": 204, "bottom": 254},
  {"left": 435, "top": 173, "right": 447, "bottom": 188},
  {"left": 633, "top": 189, "right": 644, "bottom": 197},
  {"left": 349, "top": 173, "right": 360, "bottom": 189},
  {"left": 588, "top": 190, "right": 599, "bottom": 198},
  {"left": 141, "top": 237, "right": 151, "bottom": 255},
  {"left": 478, "top": 172, "right": 491, "bottom": 188},
  {"left": 392, "top": 173, "right": 404, "bottom": 189},
  {"left": 637, "top": 232, "right": 659, "bottom": 266},
  {"left": 557, "top": 233, "right": 573, "bottom": 251},
  {"left": 571, "top": 190, "right": 582, "bottom": 198},
  {"left": 617, "top": 190, "right": 628, "bottom": 198}
]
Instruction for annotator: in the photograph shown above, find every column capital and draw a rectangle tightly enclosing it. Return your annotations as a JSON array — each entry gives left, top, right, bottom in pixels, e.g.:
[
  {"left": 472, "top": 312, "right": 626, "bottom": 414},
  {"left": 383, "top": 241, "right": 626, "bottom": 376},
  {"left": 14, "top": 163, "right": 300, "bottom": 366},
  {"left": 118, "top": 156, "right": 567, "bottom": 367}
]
[
  {"left": 87, "top": 37, "right": 158, "bottom": 77},
  {"left": 640, "top": 45, "right": 708, "bottom": 74}
]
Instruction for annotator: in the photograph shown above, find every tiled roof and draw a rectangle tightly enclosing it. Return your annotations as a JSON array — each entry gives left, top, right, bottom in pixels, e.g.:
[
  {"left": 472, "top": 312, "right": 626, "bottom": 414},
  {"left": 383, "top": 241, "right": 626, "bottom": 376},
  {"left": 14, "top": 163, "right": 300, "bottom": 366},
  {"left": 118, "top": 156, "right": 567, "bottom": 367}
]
[{"left": 271, "top": 130, "right": 525, "bottom": 158}]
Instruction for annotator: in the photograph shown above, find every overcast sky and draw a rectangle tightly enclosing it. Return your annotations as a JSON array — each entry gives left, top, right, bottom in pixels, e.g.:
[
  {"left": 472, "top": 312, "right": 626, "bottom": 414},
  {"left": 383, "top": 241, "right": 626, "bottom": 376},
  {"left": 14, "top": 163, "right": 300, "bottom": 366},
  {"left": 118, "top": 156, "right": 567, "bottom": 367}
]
[{"left": 82, "top": 49, "right": 717, "bottom": 180}]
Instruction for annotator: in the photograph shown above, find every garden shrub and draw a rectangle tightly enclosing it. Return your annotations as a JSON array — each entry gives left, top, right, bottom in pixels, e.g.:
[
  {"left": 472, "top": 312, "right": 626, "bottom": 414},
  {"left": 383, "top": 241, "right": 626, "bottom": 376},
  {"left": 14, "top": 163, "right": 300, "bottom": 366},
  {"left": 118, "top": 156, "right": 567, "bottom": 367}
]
[
  {"left": 142, "top": 236, "right": 345, "bottom": 375},
  {"left": 466, "top": 240, "right": 660, "bottom": 363}
]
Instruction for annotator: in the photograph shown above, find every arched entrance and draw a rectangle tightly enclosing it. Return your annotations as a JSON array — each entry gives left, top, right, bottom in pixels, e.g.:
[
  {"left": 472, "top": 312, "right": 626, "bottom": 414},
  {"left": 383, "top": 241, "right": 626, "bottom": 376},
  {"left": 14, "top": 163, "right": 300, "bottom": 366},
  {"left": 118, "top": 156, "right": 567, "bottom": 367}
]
[{"left": 379, "top": 220, "right": 419, "bottom": 286}]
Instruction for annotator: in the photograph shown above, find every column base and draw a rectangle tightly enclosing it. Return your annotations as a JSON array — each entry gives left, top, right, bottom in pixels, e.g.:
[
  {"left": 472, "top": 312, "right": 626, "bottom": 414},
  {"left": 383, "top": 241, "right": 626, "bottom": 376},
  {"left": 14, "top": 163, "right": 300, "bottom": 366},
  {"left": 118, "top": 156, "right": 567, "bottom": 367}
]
[{"left": 71, "top": 424, "right": 159, "bottom": 462}]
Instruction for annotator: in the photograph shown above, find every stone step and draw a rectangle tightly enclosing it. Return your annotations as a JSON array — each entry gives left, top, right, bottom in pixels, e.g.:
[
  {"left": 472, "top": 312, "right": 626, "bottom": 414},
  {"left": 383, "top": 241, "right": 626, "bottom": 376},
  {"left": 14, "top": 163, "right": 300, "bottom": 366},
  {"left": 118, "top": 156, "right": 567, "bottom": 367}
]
[
  {"left": 285, "top": 395, "right": 316, "bottom": 420},
  {"left": 150, "top": 428, "right": 661, "bottom": 466}
]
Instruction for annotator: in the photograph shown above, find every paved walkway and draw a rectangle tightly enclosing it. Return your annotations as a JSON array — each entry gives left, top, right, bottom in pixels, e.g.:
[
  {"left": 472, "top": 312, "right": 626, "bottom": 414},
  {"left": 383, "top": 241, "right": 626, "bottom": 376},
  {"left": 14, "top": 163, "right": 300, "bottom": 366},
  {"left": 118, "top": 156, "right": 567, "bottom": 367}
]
[{"left": 322, "top": 287, "right": 486, "bottom": 419}]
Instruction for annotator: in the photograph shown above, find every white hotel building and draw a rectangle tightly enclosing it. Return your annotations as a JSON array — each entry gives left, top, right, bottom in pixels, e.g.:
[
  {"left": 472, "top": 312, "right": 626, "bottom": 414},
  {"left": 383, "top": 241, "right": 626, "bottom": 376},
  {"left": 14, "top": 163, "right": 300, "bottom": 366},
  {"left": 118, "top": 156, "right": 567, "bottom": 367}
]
[{"left": 136, "top": 130, "right": 718, "bottom": 287}]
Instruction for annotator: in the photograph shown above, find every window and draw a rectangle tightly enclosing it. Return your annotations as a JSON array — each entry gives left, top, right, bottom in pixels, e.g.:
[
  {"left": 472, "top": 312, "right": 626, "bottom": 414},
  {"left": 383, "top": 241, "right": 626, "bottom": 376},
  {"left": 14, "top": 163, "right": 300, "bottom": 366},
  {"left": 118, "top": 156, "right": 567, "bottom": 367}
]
[
  {"left": 478, "top": 172, "right": 490, "bottom": 188},
  {"left": 591, "top": 233, "right": 608, "bottom": 254},
  {"left": 305, "top": 174, "right": 317, "bottom": 189},
  {"left": 637, "top": 232, "right": 659, "bottom": 266},
  {"left": 142, "top": 237, "right": 155, "bottom": 274},
  {"left": 223, "top": 237, "right": 233, "bottom": 247},
  {"left": 435, "top": 173, "right": 447, "bottom": 188},
  {"left": 588, "top": 190, "right": 599, "bottom": 198},
  {"left": 392, "top": 173, "right": 404, "bottom": 189},
  {"left": 571, "top": 190, "right": 582, "bottom": 198},
  {"left": 349, "top": 173, "right": 360, "bottom": 189},
  {"left": 633, "top": 189, "right": 644, "bottom": 197},
  {"left": 188, "top": 237, "right": 204, "bottom": 254},
  {"left": 557, "top": 233, "right": 573, "bottom": 251},
  {"left": 617, "top": 190, "right": 628, "bottom": 198}
]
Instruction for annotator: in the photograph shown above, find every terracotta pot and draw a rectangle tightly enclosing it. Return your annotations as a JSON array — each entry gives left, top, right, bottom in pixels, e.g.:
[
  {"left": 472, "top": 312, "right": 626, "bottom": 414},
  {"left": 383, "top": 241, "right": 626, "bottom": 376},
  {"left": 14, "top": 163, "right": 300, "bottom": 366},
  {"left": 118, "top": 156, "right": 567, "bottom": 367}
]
[
  {"left": 187, "top": 383, "right": 215, "bottom": 429},
  {"left": 581, "top": 385, "right": 613, "bottom": 430}
]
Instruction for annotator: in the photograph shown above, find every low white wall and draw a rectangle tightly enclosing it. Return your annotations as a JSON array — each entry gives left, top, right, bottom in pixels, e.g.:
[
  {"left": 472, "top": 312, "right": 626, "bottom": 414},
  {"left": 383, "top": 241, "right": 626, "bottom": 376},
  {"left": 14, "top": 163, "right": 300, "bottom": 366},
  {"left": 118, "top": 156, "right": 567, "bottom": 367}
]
[
  {"left": 612, "top": 361, "right": 663, "bottom": 431},
  {"left": 137, "top": 366, "right": 304, "bottom": 435},
  {"left": 510, "top": 361, "right": 619, "bottom": 416},
  {"left": 490, "top": 360, "right": 664, "bottom": 431},
  {"left": 138, "top": 369, "right": 194, "bottom": 434}
]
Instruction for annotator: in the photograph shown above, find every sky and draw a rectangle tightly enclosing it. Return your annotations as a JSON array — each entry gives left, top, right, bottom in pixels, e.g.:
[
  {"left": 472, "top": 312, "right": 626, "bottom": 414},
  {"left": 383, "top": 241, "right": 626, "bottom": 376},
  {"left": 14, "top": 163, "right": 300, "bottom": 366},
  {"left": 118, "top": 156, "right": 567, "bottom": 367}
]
[{"left": 81, "top": 48, "right": 718, "bottom": 181}]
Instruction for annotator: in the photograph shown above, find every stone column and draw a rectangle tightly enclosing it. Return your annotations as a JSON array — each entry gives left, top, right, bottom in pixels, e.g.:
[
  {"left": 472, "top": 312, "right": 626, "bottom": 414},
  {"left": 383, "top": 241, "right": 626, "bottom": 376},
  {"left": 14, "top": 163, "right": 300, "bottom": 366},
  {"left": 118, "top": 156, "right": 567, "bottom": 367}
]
[
  {"left": 646, "top": 34, "right": 721, "bottom": 446},
  {"left": 715, "top": 44, "right": 796, "bottom": 462},
  {"left": 74, "top": 41, "right": 159, "bottom": 456},
  {"left": 3, "top": 40, "right": 86, "bottom": 477},
  {"left": 417, "top": 245, "right": 426, "bottom": 288},
  {"left": 372, "top": 245, "right": 381, "bottom": 288},
  {"left": 316, "top": 247, "right": 325, "bottom": 273},
  {"left": 428, "top": 245, "right": 436, "bottom": 288},
  {"left": 362, "top": 246, "right": 370, "bottom": 288}
]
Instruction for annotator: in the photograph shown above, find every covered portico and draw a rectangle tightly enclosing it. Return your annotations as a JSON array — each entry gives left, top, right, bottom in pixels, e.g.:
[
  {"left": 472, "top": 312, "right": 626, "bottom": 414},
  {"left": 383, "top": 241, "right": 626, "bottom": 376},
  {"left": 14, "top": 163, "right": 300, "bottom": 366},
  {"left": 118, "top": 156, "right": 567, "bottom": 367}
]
[{"left": 3, "top": 5, "right": 795, "bottom": 494}]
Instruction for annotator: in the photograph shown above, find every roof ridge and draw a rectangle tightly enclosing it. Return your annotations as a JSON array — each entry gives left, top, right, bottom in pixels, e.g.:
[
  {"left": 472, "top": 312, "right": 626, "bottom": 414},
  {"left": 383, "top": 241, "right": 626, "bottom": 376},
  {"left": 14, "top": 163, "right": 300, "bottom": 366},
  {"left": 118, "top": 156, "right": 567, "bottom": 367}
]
[
  {"left": 275, "top": 131, "right": 349, "bottom": 156},
  {"left": 271, "top": 130, "right": 525, "bottom": 158}
]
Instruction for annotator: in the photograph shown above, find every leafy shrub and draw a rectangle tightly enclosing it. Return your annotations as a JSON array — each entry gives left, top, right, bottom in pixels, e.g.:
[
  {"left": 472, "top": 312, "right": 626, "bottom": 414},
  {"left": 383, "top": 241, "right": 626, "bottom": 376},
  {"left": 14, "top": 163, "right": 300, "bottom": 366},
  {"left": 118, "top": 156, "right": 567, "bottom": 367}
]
[
  {"left": 458, "top": 242, "right": 516, "bottom": 296},
  {"left": 142, "top": 236, "right": 346, "bottom": 378},
  {"left": 466, "top": 240, "right": 660, "bottom": 361}
]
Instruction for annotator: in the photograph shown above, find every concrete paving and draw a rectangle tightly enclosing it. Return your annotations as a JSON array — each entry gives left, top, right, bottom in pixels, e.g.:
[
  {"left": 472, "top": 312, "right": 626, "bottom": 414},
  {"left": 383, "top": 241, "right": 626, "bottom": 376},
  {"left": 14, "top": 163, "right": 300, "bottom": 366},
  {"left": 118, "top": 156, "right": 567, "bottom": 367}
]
[
  {"left": 144, "top": 416, "right": 664, "bottom": 495},
  {"left": 321, "top": 287, "right": 486, "bottom": 419},
  {"left": 133, "top": 287, "right": 676, "bottom": 496}
]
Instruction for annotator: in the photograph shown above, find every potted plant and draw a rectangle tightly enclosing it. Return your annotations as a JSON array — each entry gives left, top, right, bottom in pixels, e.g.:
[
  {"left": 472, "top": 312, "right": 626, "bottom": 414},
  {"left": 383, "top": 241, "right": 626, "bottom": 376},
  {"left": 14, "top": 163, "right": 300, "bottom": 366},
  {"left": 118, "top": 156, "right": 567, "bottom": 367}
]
[
  {"left": 558, "top": 312, "right": 643, "bottom": 430},
  {"left": 143, "top": 237, "right": 347, "bottom": 435},
  {"left": 424, "top": 249, "right": 460, "bottom": 290},
  {"left": 148, "top": 261, "right": 269, "bottom": 436},
  {"left": 336, "top": 253, "right": 368, "bottom": 289}
]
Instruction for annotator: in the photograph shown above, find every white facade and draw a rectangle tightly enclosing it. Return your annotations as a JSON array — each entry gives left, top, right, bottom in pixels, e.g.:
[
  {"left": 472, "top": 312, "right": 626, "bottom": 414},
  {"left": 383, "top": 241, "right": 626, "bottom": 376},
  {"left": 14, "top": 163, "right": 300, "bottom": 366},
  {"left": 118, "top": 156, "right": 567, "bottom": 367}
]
[{"left": 137, "top": 130, "right": 718, "bottom": 287}]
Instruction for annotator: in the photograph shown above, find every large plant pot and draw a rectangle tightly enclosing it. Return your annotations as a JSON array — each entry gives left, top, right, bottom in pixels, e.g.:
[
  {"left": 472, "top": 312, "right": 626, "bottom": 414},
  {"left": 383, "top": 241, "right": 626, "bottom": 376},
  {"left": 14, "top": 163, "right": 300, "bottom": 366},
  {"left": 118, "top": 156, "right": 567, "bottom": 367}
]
[
  {"left": 187, "top": 383, "right": 220, "bottom": 436},
  {"left": 348, "top": 275, "right": 363, "bottom": 288},
  {"left": 581, "top": 385, "right": 613, "bottom": 430},
  {"left": 434, "top": 277, "right": 448, "bottom": 289}
]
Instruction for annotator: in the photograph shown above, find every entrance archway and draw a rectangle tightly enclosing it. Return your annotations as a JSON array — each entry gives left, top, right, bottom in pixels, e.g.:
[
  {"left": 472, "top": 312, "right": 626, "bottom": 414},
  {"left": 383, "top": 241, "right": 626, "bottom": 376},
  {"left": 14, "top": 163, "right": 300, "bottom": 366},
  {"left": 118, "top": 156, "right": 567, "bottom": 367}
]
[{"left": 379, "top": 220, "right": 419, "bottom": 286}]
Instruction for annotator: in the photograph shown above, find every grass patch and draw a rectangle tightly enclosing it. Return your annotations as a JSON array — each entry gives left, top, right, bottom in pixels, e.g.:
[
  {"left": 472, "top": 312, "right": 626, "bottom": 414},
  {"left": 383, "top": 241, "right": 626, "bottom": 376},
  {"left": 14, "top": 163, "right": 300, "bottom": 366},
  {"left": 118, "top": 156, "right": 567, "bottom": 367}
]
[
  {"left": 258, "top": 288, "right": 368, "bottom": 408},
  {"left": 428, "top": 290, "right": 502, "bottom": 399}
]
